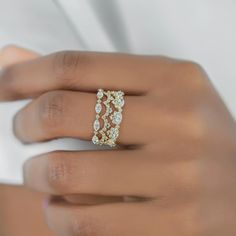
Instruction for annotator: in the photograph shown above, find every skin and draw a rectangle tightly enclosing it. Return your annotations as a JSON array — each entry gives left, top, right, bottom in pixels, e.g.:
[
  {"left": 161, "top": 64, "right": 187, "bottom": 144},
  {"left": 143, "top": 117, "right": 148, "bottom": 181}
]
[
  {"left": 0, "top": 46, "right": 236, "bottom": 236},
  {"left": 0, "top": 46, "right": 55, "bottom": 236}
]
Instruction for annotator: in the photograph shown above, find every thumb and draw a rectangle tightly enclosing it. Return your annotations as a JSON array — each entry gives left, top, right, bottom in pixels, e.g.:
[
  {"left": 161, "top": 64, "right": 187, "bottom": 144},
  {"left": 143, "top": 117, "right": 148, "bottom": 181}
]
[{"left": 0, "top": 45, "right": 39, "bottom": 67}]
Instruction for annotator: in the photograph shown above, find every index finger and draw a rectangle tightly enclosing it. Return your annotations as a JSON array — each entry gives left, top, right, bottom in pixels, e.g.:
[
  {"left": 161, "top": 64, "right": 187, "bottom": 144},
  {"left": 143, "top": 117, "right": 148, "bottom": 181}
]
[{"left": 0, "top": 51, "right": 170, "bottom": 100}]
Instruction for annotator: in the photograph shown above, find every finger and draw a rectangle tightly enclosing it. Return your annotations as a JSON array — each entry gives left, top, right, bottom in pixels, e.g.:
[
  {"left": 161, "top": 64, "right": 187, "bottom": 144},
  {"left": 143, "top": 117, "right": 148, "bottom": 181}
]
[
  {"left": 64, "top": 194, "right": 144, "bottom": 205},
  {"left": 0, "top": 45, "right": 38, "bottom": 66},
  {"left": 63, "top": 194, "right": 124, "bottom": 205},
  {"left": 14, "top": 90, "right": 151, "bottom": 145},
  {"left": 23, "top": 150, "right": 198, "bottom": 197},
  {"left": 45, "top": 199, "right": 194, "bottom": 236},
  {"left": 0, "top": 51, "right": 171, "bottom": 100}
]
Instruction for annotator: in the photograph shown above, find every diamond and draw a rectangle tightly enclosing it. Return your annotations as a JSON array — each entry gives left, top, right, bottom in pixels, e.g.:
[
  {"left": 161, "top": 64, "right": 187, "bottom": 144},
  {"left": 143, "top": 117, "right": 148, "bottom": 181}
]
[
  {"left": 97, "top": 90, "right": 103, "bottom": 99},
  {"left": 109, "top": 127, "right": 119, "bottom": 140},
  {"left": 112, "top": 112, "right": 122, "bottom": 125},
  {"left": 95, "top": 103, "right": 102, "bottom": 113},
  {"left": 93, "top": 119, "right": 100, "bottom": 131},
  {"left": 113, "top": 97, "right": 125, "bottom": 108},
  {"left": 116, "top": 91, "right": 124, "bottom": 97},
  {"left": 105, "top": 107, "right": 113, "bottom": 115},
  {"left": 92, "top": 135, "right": 99, "bottom": 144},
  {"left": 107, "top": 139, "right": 116, "bottom": 147}
]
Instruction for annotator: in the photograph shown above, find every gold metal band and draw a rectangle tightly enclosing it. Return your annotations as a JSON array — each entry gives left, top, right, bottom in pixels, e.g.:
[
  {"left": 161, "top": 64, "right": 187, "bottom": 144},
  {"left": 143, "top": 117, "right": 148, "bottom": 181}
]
[{"left": 92, "top": 89, "right": 125, "bottom": 147}]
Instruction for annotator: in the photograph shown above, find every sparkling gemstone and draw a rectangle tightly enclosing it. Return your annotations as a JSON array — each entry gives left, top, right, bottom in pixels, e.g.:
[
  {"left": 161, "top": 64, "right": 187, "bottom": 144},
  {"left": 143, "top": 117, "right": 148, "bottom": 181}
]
[
  {"left": 106, "top": 107, "right": 113, "bottom": 115},
  {"left": 109, "top": 127, "right": 119, "bottom": 139},
  {"left": 92, "top": 135, "right": 99, "bottom": 144},
  {"left": 107, "top": 139, "right": 116, "bottom": 147},
  {"left": 95, "top": 103, "right": 102, "bottom": 113},
  {"left": 112, "top": 112, "right": 122, "bottom": 125},
  {"left": 113, "top": 98, "right": 125, "bottom": 107},
  {"left": 117, "top": 91, "right": 124, "bottom": 97},
  {"left": 93, "top": 120, "right": 100, "bottom": 131},
  {"left": 97, "top": 90, "right": 103, "bottom": 99}
]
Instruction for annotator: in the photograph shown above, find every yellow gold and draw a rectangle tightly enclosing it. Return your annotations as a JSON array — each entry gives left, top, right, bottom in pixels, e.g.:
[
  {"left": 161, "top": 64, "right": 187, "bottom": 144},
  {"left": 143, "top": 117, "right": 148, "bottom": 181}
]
[{"left": 92, "top": 89, "right": 125, "bottom": 147}]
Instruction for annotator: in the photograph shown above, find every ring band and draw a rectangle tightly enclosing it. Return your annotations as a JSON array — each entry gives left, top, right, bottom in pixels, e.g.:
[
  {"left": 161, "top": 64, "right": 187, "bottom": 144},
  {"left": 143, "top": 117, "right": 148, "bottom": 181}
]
[{"left": 92, "top": 89, "right": 125, "bottom": 147}]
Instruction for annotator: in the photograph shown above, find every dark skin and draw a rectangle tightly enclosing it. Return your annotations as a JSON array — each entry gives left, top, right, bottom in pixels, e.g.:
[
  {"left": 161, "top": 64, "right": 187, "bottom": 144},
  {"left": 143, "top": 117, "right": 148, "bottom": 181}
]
[{"left": 0, "top": 46, "right": 236, "bottom": 236}]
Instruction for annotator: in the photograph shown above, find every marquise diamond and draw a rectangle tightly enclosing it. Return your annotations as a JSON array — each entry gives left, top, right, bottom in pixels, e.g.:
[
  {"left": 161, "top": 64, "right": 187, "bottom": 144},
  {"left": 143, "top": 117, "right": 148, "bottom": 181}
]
[
  {"left": 92, "top": 135, "right": 99, "bottom": 144},
  {"left": 95, "top": 103, "right": 102, "bottom": 113},
  {"left": 93, "top": 120, "right": 100, "bottom": 131}
]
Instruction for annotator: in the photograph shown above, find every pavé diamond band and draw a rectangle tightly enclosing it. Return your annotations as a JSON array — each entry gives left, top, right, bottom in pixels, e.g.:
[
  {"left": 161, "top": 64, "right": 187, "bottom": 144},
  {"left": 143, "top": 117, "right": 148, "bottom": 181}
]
[{"left": 92, "top": 89, "right": 125, "bottom": 147}]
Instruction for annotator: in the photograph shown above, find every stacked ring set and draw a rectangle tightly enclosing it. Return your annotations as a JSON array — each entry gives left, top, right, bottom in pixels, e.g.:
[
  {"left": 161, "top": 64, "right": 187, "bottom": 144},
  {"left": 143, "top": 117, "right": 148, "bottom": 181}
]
[{"left": 92, "top": 89, "right": 125, "bottom": 147}]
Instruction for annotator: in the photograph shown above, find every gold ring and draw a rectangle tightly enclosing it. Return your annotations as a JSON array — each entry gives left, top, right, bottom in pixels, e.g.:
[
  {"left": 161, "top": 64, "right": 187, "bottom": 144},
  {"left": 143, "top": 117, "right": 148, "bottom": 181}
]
[{"left": 92, "top": 89, "right": 125, "bottom": 147}]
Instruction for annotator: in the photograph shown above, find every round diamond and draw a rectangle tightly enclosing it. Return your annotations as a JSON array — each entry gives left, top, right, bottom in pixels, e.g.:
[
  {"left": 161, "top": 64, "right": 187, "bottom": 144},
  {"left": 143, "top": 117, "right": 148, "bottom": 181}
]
[
  {"left": 106, "top": 107, "right": 113, "bottom": 115},
  {"left": 95, "top": 103, "right": 102, "bottom": 113},
  {"left": 92, "top": 135, "right": 99, "bottom": 144},
  {"left": 97, "top": 90, "right": 103, "bottom": 99},
  {"left": 112, "top": 112, "right": 122, "bottom": 125},
  {"left": 93, "top": 119, "right": 100, "bottom": 131},
  {"left": 113, "top": 98, "right": 125, "bottom": 108},
  {"left": 109, "top": 127, "right": 119, "bottom": 139},
  {"left": 118, "top": 91, "right": 124, "bottom": 96}
]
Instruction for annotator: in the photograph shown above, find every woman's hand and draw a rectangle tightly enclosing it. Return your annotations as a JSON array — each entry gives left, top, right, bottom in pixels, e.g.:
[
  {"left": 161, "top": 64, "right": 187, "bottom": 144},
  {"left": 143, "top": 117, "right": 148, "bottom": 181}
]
[
  {"left": 0, "top": 50, "right": 236, "bottom": 236},
  {"left": 0, "top": 46, "right": 55, "bottom": 236}
]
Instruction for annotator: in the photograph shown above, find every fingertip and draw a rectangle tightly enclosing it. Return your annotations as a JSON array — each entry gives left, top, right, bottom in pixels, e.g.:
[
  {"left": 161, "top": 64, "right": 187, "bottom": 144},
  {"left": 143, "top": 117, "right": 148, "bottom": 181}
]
[{"left": 0, "top": 44, "right": 39, "bottom": 66}]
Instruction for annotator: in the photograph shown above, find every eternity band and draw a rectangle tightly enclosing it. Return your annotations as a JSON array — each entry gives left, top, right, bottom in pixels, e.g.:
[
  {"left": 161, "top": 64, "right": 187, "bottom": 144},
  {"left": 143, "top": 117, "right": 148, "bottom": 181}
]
[{"left": 92, "top": 89, "right": 125, "bottom": 147}]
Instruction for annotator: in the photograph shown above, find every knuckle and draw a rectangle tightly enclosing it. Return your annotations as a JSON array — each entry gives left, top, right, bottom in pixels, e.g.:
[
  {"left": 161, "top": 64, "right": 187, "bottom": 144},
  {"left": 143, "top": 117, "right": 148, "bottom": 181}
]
[
  {"left": 52, "top": 51, "right": 92, "bottom": 86},
  {"left": 179, "top": 61, "right": 204, "bottom": 77},
  {"left": 46, "top": 152, "right": 73, "bottom": 193},
  {"left": 38, "top": 91, "right": 66, "bottom": 131},
  {"left": 176, "top": 61, "right": 206, "bottom": 84}
]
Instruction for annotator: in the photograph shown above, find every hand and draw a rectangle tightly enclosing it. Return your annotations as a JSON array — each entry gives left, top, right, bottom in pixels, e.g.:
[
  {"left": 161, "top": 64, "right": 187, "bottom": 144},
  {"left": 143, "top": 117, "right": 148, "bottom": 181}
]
[
  {"left": 1, "top": 50, "right": 236, "bottom": 236},
  {"left": 0, "top": 46, "right": 55, "bottom": 236}
]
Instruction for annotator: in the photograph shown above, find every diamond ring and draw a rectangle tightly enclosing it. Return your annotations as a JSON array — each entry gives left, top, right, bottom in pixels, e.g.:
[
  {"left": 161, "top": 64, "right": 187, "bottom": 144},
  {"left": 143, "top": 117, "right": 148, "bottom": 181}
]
[{"left": 92, "top": 89, "right": 125, "bottom": 147}]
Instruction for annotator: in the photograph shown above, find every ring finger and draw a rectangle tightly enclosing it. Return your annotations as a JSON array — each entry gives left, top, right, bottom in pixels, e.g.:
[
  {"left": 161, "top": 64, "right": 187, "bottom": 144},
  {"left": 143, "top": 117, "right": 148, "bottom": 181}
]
[{"left": 14, "top": 90, "right": 153, "bottom": 145}]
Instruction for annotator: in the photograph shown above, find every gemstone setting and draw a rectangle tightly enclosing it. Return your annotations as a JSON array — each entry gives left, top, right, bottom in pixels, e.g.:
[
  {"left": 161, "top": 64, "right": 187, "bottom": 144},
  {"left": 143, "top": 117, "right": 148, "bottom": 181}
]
[
  {"left": 113, "top": 97, "right": 125, "bottom": 108},
  {"left": 92, "top": 89, "right": 124, "bottom": 147},
  {"left": 93, "top": 119, "right": 100, "bottom": 131},
  {"left": 92, "top": 135, "right": 99, "bottom": 144},
  {"left": 97, "top": 89, "right": 103, "bottom": 99},
  {"left": 95, "top": 103, "right": 102, "bottom": 113},
  {"left": 112, "top": 111, "right": 122, "bottom": 125}
]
